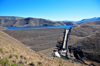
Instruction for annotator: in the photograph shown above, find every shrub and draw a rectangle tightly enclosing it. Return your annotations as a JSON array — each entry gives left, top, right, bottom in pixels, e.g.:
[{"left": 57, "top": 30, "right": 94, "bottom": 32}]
[
  {"left": 59, "top": 61, "right": 63, "bottom": 66},
  {"left": 9, "top": 53, "right": 14, "bottom": 58},
  {"left": 12, "top": 48, "right": 15, "bottom": 51},
  {"left": 18, "top": 64, "right": 23, "bottom": 66},
  {"left": 10, "top": 63, "right": 17, "bottom": 66},
  {"left": 17, "top": 61, "right": 24, "bottom": 66},
  {"left": 0, "top": 58, "right": 9, "bottom": 66},
  {"left": 15, "top": 55, "right": 18, "bottom": 59},
  {"left": 0, "top": 48, "right": 4, "bottom": 53},
  {"left": 29, "top": 62, "right": 35, "bottom": 66},
  {"left": 0, "top": 48, "right": 3, "bottom": 51},
  {"left": 37, "top": 62, "right": 42, "bottom": 66}
]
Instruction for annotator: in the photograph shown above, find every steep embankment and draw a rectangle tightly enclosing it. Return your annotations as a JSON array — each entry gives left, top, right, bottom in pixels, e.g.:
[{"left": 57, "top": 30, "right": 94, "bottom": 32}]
[
  {"left": 68, "top": 21, "right": 100, "bottom": 65},
  {"left": 0, "top": 16, "right": 66, "bottom": 27},
  {"left": 0, "top": 31, "right": 87, "bottom": 66},
  {"left": 3, "top": 28, "right": 65, "bottom": 52}
]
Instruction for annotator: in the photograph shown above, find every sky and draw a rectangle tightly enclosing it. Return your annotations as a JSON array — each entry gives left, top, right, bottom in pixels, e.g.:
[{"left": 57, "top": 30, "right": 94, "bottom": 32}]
[{"left": 0, "top": 0, "right": 100, "bottom": 21}]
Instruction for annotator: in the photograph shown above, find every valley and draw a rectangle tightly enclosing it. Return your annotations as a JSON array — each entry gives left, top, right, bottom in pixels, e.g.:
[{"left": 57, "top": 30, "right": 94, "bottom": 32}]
[
  {"left": 0, "top": 16, "right": 100, "bottom": 66},
  {"left": 0, "top": 28, "right": 88, "bottom": 66}
]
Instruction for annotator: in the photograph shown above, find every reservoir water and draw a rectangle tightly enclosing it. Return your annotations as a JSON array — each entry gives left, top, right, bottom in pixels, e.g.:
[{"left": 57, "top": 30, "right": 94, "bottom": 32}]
[{"left": 6, "top": 25, "right": 75, "bottom": 30}]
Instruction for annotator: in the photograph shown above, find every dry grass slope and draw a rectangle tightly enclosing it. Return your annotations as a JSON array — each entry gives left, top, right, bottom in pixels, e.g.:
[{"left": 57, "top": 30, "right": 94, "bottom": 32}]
[{"left": 0, "top": 31, "right": 87, "bottom": 66}]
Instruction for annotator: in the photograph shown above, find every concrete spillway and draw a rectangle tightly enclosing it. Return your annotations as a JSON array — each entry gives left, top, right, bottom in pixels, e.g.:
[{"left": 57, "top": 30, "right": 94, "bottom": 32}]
[
  {"left": 63, "top": 30, "right": 69, "bottom": 49},
  {"left": 61, "top": 29, "right": 69, "bottom": 56}
]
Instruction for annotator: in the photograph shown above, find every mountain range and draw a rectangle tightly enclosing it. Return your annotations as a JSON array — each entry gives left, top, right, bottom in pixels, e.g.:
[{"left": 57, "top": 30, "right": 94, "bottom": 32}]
[
  {"left": 76, "top": 17, "right": 100, "bottom": 24},
  {"left": 0, "top": 16, "right": 66, "bottom": 27},
  {"left": 57, "top": 17, "right": 100, "bottom": 25},
  {"left": 0, "top": 16, "right": 100, "bottom": 27}
]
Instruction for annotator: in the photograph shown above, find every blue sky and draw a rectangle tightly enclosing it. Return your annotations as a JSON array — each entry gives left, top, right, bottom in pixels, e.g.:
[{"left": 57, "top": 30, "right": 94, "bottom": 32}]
[{"left": 0, "top": 0, "right": 100, "bottom": 21}]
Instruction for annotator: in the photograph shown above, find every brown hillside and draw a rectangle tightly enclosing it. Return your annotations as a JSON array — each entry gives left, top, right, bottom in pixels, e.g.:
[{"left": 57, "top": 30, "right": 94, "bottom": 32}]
[
  {"left": 0, "top": 16, "right": 66, "bottom": 27},
  {"left": 70, "top": 21, "right": 100, "bottom": 37},
  {"left": 67, "top": 21, "right": 100, "bottom": 66},
  {"left": 0, "top": 31, "right": 87, "bottom": 66}
]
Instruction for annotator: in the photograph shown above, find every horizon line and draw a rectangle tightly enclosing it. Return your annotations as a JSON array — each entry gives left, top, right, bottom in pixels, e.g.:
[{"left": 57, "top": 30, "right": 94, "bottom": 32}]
[{"left": 0, "top": 15, "right": 100, "bottom": 22}]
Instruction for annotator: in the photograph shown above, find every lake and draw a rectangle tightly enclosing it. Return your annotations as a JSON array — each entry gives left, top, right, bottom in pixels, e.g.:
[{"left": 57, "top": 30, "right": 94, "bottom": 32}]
[{"left": 6, "top": 25, "right": 75, "bottom": 30}]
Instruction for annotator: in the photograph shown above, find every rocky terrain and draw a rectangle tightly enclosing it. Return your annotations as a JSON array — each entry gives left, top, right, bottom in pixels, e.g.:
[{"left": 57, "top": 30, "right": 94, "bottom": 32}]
[
  {"left": 0, "top": 29, "right": 88, "bottom": 66},
  {"left": 67, "top": 21, "right": 100, "bottom": 66}
]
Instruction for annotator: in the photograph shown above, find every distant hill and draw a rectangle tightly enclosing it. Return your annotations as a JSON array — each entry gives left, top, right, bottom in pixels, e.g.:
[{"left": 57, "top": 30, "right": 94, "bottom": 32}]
[
  {"left": 68, "top": 21, "right": 100, "bottom": 65},
  {"left": 1, "top": 16, "right": 100, "bottom": 27},
  {"left": 0, "top": 16, "right": 66, "bottom": 27},
  {"left": 57, "top": 17, "right": 100, "bottom": 25},
  {"left": 0, "top": 16, "right": 23, "bottom": 20},
  {"left": 55, "top": 20, "right": 77, "bottom": 23},
  {"left": 57, "top": 21, "right": 77, "bottom": 25},
  {"left": 76, "top": 17, "right": 100, "bottom": 24}
]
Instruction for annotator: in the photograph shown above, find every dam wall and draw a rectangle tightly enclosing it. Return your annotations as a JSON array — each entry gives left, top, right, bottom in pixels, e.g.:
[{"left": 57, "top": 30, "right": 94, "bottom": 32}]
[{"left": 3, "top": 28, "right": 65, "bottom": 52}]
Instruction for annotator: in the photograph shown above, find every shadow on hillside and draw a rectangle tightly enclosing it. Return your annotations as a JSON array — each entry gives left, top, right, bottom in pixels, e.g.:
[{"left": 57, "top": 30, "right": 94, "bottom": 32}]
[{"left": 68, "top": 46, "right": 88, "bottom": 64}]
